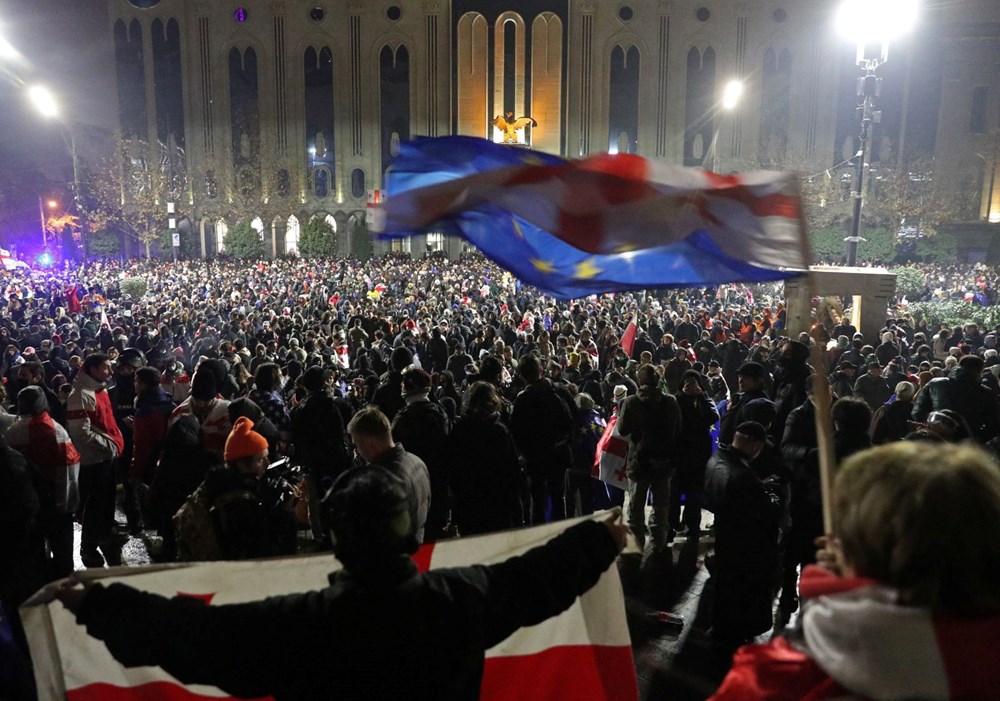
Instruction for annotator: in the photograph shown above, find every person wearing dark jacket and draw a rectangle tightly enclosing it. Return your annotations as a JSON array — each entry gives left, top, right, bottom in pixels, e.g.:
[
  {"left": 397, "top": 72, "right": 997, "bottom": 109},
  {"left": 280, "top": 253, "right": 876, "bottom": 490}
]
[
  {"left": 617, "top": 364, "right": 681, "bottom": 550},
  {"left": 391, "top": 367, "right": 452, "bottom": 539},
  {"left": 828, "top": 361, "right": 856, "bottom": 399},
  {"left": 719, "top": 362, "right": 769, "bottom": 445},
  {"left": 870, "top": 381, "right": 916, "bottom": 445},
  {"left": 292, "top": 365, "right": 350, "bottom": 508},
  {"left": 149, "top": 415, "right": 219, "bottom": 561},
  {"left": 704, "top": 421, "right": 782, "bottom": 643},
  {"left": 372, "top": 346, "right": 412, "bottom": 422},
  {"left": 769, "top": 340, "right": 811, "bottom": 445},
  {"left": 196, "top": 417, "right": 297, "bottom": 561},
  {"left": 130, "top": 367, "right": 176, "bottom": 536},
  {"left": 510, "top": 355, "right": 574, "bottom": 524},
  {"left": 912, "top": 355, "right": 1000, "bottom": 442},
  {"left": 853, "top": 361, "right": 891, "bottom": 411},
  {"left": 670, "top": 370, "right": 719, "bottom": 537},
  {"left": 449, "top": 381, "right": 522, "bottom": 534},
  {"left": 16, "top": 360, "right": 65, "bottom": 427},
  {"left": 779, "top": 384, "right": 822, "bottom": 614},
  {"left": 55, "top": 465, "right": 628, "bottom": 701}
]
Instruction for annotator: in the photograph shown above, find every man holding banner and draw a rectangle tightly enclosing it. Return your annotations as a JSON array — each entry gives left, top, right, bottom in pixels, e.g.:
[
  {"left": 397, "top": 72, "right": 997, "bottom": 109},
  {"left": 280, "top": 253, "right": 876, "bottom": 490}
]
[{"left": 51, "top": 465, "right": 628, "bottom": 701}]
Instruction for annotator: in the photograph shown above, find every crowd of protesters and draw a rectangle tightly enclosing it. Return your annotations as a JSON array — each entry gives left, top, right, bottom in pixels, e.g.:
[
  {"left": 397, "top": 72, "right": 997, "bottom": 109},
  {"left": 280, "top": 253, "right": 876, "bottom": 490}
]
[{"left": 2, "top": 253, "right": 1000, "bottom": 699}]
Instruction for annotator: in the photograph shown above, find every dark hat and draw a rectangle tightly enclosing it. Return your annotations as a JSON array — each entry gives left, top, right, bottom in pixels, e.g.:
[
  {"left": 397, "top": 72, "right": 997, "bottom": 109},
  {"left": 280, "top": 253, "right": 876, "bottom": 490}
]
[
  {"left": 302, "top": 365, "right": 326, "bottom": 392},
  {"left": 119, "top": 347, "right": 146, "bottom": 369},
  {"left": 390, "top": 346, "right": 414, "bottom": 372},
  {"left": 190, "top": 369, "right": 218, "bottom": 400},
  {"left": 16, "top": 385, "right": 47, "bottom": 416},
  {"left": 708, "top": 359, "right": 721, "bottom": 368},
  {"left": 401, "top": 367, "right": 431, "bottom": 395},
  {"left": 736, "top": 361, "right": 767, "bottom": 380},
  {"left": 742, "top": 398, "right": 777, "bottom": 428},
  {"left": 867, "top": 358, "right": 882, "bottom": 369},
  {"left": 682, "top": 369, "right": 702, "bottom": 382},
  {"left": 735, "top": 421, "right": 767, "bottom": 442},
  {"left": 839, "top": 360, "right": 858, "bottom": 371}
]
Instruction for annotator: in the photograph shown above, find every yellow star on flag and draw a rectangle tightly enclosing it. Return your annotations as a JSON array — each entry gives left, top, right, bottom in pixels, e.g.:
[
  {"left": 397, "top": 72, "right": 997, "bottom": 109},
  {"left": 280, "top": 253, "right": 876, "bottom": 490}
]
[
  {"left": 573, "top": 258, "right": 602, "bottom": 279},
  {"left": 530, "top": 258, "right": 556, "bottom": 273},
  {"left": 511, "top": 217, "right": 525, "bottom": 238}
]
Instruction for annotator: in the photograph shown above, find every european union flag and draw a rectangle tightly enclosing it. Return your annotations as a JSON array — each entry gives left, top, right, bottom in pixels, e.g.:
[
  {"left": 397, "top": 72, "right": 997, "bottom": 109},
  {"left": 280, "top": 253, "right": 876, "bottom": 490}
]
[{"left": 374, "top": 137, "right": 807, "bottom": 299}]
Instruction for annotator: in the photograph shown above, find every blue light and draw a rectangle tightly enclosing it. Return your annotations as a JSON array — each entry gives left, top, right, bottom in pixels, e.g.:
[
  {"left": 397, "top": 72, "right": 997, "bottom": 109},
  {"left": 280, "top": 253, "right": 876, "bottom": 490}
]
[{"left": 38, "top": 253, "right": 53, "bottom": 267}]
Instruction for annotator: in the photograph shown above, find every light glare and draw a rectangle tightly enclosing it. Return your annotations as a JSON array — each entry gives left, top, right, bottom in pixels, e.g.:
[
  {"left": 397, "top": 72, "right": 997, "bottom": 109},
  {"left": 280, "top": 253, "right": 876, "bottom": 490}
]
[
  {"left": 837, "top": 0, "right": 918, "bottom": 44},
  {"left": 28, "top": 85, "right": 59, "bottom": 118},
  {"left": 722, "top": 80, "right": 744, "bottom": 110}
]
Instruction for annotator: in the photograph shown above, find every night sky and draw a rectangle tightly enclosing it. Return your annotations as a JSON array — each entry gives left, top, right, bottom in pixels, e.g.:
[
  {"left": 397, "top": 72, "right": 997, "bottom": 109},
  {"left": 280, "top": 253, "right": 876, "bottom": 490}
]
[{"left": 0, "top": 0, "right": 115, "bottom": 250}]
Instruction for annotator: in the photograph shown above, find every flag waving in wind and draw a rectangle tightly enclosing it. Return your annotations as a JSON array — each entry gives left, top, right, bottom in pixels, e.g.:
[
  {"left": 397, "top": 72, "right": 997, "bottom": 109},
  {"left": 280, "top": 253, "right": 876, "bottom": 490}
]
[{"left": 372, "top": 136, "right": 808, "bottom": 299}]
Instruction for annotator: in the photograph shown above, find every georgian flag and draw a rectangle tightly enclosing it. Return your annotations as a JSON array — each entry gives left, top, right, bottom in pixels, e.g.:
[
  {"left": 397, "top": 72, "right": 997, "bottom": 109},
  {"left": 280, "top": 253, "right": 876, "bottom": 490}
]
[
  {"left": 22, "top": 515, "right": 637, "bottom": 701},
  {"left": 374, "top": 137, "right": 808, "bottom": 299}
]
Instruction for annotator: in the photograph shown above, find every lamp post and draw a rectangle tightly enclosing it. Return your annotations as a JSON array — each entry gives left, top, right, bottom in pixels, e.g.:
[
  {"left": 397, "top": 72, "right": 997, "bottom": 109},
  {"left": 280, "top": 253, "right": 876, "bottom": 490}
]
[
  {"left": 837, "top": 0, "right": 918, "bottom": 266},
  {"left": 27, "top": 84, "right": 85, "bottom": 260}
]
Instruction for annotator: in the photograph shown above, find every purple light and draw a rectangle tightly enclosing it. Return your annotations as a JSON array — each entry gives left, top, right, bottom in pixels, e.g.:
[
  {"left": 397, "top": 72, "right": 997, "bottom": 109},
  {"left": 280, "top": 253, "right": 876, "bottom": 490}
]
[{"left": 234, "top": 7, "right": 248, "bottom": 22}]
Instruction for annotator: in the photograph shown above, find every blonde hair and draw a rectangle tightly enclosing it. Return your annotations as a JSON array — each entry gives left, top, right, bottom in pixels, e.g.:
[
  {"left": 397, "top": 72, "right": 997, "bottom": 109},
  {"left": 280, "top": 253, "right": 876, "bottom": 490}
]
[{"left": 835, "top": 442, "right": 1000, "bottom": 615}]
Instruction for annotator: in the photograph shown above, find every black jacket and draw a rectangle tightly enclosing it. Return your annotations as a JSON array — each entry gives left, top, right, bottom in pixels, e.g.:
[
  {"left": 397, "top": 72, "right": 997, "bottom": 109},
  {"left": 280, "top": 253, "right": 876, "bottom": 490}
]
[
  {"left": 291, "top": 390, "right": 349, "bottom": 479},
  {"left": 392, "top": 399, "right": 452, "bottom": 533},
  {"left": 912, "top": 367, "right": 1000, "bottom": 441},
  {"left": 73, "top": 519, "right": 620, "bottom": 701},
  {"left": 449, "top": 412, "right": 521, "bottom": 535},
  {"left": 616, "top": 385, "right": 681, "bottom": 480},
  {"left": 202, "top": 465, "right": 297, "bottom": 560},
  {"left": 510, "top": 379, "right": 573, "bottom": 470}
]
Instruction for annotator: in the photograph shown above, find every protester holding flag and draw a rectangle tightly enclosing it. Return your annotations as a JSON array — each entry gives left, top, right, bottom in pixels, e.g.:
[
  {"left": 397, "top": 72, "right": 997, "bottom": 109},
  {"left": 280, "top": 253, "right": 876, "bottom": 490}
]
[
  {"left": 710, "top": 442, "right": 1000, "bottom": 700},
  {"left": 54, "top": 465, "right": 629, "bottom": 701}
]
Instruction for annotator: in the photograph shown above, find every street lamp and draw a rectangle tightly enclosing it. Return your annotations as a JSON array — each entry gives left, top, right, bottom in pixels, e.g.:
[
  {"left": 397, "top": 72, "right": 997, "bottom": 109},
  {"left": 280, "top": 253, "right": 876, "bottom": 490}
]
[
  {"left": 27, "top": 83, "right": 85, "bottom": 260},
  {"left": 837, "top": 0, "right": 918, "bottom": 266},
  {"left": 167, "top": 201, "right": 178, "bottom": 262},
  {"left": 707, "top": 79, "right": 743, "bottom": 172}
]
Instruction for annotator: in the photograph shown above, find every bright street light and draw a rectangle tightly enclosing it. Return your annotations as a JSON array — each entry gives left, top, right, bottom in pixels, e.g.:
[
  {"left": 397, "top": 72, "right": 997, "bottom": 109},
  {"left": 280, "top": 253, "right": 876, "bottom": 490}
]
[
  {"left": 47, "top": 199, "right": 59, "bottom": 208},
  {"left": 836, "top": 0, "right": 918, "bottom": 45},
  {"left": 0, "top": 35, "right": 19, "bottom": 62},
  {"left": 721, "top": 80, "right": 743, "bottom": 111},
  {"left": 28, "top": 84, "right": 59, "bottom": 118},
  {"left": 837, "top": 0, "right": 917, "bottom": 266}
]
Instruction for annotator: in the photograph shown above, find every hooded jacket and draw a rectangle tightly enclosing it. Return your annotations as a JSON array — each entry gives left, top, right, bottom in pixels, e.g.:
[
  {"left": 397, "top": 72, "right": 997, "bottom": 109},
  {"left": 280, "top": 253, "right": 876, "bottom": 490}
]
[{"left": 710, "top": 566, "right": 1000, "bottom": 700}]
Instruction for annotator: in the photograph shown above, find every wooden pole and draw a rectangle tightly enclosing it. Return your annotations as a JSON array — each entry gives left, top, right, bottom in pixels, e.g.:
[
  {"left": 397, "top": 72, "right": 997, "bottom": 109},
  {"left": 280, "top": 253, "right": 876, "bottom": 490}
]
[{"left": 791, "top": 177, "right": 837, "bottom": 534}]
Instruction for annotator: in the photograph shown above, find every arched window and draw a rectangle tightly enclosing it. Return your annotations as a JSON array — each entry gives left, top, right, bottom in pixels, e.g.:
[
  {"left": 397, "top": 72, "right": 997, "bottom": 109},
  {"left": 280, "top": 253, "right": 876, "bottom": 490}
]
[
  {"left": 285, "top": 215, "right": 300, "bottom": 254},
  {"left": 215, "top": 220, "right": 229, "bottom": 253}
]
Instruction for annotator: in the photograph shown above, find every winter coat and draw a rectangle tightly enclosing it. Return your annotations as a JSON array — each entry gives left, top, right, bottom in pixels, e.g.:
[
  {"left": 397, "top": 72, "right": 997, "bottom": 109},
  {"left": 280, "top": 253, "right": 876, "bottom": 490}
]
[
  {"left": 67, "top": 370, "right": 125, "bottom": 466},
  {"left": 510, "top": 378, "right": 573, "bottom": 473},
  {"left": 131, "top": 387, "right": 176, "bottom": 481},
  {"left": 616, "top": 385, "right": 681, "bottom": 481},
  {"left": 912, "top": 367, "right": 1000, "bottom": 441},
  {"left": 291, "top": 390, "right": 349, "bottom": 479},
  {"left": 369, "top": 444, "right": 432, "bottom": 543},
  {"left": 449, "top": 412, "right": 522, "bottom": 535},
  {"left": 392, "top": 399, "right": 452, "bottom": 533},
  {"left": 200, "top": 465, "right": 297, "bottom": 560}
]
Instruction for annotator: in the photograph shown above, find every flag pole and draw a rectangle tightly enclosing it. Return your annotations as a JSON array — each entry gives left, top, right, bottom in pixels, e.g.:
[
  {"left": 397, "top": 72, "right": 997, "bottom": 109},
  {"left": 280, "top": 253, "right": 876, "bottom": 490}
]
[{"left": 791, "top": 178, "right": 837, "bottom": 535}]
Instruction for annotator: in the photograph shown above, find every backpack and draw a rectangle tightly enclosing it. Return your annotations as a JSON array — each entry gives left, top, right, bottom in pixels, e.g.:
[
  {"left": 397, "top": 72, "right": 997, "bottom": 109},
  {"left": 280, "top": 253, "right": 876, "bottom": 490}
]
[{"left": 173, "top": 483, "right": 223, "bottom": 561}]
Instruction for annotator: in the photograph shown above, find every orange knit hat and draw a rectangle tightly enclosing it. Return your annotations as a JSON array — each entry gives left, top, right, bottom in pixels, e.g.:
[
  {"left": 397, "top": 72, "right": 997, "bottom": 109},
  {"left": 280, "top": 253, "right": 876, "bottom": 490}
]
[{"left": 224, "top": 416, "right": 269, "bottom": 462}]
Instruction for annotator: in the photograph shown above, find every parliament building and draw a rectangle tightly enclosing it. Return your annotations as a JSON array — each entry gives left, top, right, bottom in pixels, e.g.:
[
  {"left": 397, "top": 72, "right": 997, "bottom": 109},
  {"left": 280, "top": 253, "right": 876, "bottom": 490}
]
[{"left": 108, "top": 0, "right": 999, "bottom": 260}]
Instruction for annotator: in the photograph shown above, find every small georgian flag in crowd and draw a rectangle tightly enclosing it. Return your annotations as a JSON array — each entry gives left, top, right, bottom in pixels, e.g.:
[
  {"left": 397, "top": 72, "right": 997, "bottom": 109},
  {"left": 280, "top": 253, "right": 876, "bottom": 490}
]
[{"left": 22, "top": 516, "right": 637, "bottom": 701}]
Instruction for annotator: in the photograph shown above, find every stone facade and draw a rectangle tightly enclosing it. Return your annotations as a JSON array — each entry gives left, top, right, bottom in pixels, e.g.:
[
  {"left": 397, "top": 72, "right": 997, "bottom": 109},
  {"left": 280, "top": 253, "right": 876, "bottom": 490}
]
[{"left": 108, "top": 0, "right": 999, "bottom": 260}]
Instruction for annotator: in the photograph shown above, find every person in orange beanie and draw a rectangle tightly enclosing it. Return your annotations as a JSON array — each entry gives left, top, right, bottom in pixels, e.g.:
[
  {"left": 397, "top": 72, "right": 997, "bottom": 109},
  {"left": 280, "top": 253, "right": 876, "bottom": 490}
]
[{"left": 176, "top": 416, "right": 296, "bottom": 561}]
